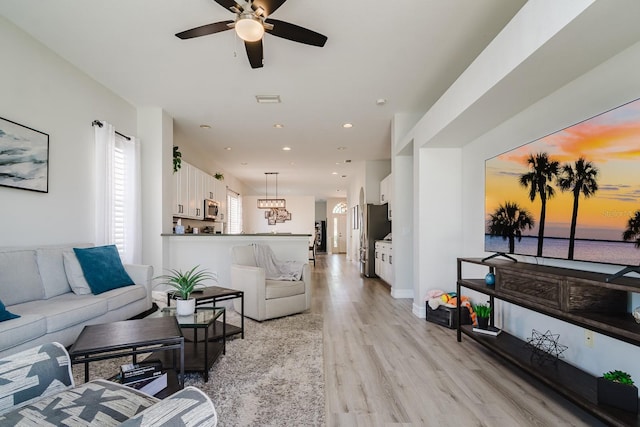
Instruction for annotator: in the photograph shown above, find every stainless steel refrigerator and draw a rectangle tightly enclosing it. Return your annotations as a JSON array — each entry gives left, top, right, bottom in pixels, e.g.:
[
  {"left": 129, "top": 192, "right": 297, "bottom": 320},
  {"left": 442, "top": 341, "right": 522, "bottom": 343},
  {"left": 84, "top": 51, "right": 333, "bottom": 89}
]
[{"left": 359, "top": 204, "right": 391, "bottom": 277}]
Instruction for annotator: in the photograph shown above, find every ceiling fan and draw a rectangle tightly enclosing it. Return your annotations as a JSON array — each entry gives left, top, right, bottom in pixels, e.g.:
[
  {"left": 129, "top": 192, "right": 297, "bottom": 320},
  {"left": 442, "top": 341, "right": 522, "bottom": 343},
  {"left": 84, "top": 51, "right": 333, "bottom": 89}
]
[{"left": 175, "top": 0, "right": 328, "bottom": 69}]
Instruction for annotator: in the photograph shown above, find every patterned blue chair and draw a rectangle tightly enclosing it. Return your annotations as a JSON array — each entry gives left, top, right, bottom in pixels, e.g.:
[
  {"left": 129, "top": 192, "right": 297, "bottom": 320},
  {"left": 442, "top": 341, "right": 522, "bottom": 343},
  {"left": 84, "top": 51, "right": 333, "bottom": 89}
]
[{"left": 0, "top": 342, "right": 217, "bottom": 426}]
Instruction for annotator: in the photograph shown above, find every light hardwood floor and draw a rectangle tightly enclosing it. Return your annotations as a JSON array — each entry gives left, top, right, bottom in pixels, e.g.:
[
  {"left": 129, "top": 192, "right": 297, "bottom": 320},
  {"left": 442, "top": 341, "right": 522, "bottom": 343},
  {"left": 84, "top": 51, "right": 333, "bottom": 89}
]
[{"left": 312, "top": 253, "right": 605, "bottom": 427}]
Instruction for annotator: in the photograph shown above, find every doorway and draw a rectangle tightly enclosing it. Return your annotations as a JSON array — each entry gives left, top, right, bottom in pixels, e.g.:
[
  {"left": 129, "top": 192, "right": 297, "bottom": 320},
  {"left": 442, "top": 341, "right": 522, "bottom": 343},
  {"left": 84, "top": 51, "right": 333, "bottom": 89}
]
[{"left": 331, "top": 202, "right": 347, "bottom": 254}]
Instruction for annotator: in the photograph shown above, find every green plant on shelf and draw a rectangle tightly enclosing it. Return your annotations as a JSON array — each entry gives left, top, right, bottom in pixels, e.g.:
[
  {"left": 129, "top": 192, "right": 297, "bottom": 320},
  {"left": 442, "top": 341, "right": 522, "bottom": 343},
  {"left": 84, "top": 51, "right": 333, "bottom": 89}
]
[
  {"left": 603, "top": 370, "right": 634, "bottom": 386},
  {"left": 474, "top": 303, "right": 492, "bottom": 318}
]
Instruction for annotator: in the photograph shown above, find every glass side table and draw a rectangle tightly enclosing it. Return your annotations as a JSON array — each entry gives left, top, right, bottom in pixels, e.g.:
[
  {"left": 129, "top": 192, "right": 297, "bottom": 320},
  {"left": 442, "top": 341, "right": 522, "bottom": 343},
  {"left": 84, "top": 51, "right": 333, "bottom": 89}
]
[
  {"left": 167, "top": 286, "right": 244, "bottom": 340},
  {"left": 148, "top": 306, "right": 225, "bottom": 382}
]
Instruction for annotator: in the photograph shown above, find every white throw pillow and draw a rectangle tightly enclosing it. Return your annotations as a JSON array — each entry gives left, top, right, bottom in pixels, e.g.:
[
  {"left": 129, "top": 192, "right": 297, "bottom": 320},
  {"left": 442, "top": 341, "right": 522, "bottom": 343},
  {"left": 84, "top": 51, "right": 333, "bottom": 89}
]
[{"left": 62, "top": 251, "right": 92, "bottom": 295}]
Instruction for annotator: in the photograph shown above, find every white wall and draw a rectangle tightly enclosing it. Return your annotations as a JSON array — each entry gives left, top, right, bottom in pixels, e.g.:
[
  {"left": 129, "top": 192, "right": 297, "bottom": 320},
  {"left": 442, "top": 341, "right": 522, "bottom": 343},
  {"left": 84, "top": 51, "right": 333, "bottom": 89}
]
[
  {"left": 365, "top": 160, "right": 391, "bottom": 204},
  {"left": 315, "top": 201, "right": 327, "bottom": 222},
  {"left": 242, "top": 195, "right": 315, "bottom": 236},
  {"left": 391, "top": 139, "right": 414, "bottom": 299},
  {"left": 0, "top": 17, "right": 137, "bottom": 247},
  {"left": 138, "top": 108, "right": 174, "bottom": 275},
  {"left": 412, "top": 148, "right": 462, "bottom": 316}
]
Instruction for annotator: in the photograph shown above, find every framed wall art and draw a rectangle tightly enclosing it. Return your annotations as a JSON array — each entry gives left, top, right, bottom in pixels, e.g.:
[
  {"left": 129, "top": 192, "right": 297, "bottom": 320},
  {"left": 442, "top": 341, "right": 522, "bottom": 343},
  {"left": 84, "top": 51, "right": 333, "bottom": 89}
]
[{"left": 0, "top": 116, "right": 49, "bottom": 193}]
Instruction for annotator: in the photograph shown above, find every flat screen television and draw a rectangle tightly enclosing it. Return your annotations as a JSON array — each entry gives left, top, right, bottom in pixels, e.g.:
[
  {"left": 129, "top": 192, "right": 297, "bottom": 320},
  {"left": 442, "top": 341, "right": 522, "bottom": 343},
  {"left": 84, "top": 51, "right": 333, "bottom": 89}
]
[{"left": 485, "top": 97, "right": 640, "bottom": 267}]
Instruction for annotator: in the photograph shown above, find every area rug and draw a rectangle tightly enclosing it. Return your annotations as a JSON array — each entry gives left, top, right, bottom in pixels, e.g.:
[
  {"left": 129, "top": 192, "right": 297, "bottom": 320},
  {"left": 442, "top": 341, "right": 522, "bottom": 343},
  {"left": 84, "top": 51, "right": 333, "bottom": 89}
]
[{"left": 72, "top": 311, "right": 325, "bottom": 427}]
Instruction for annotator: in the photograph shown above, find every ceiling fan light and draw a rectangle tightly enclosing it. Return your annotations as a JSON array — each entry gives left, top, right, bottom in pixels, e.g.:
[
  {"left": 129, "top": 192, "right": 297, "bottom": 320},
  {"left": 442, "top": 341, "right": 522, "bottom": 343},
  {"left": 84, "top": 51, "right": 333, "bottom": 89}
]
[{"left": 235, "top": 15, "right": 264, "bottom": 42}]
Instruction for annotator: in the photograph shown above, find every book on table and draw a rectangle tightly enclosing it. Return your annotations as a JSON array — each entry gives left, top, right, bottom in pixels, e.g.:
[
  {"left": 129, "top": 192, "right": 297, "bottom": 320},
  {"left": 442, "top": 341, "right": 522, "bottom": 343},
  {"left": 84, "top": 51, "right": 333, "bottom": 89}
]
[
  {"left": 120, "top": 360, "right": 163, "bottom": 384},
  {"left": 472, "top": 326, "right": 502, "bottom": 336},
  {"left": 109, "top": 371, "right": 168, "bottom": 396},
  {"left": 126, "top": 373, "right": 168, "bottom": 396}
]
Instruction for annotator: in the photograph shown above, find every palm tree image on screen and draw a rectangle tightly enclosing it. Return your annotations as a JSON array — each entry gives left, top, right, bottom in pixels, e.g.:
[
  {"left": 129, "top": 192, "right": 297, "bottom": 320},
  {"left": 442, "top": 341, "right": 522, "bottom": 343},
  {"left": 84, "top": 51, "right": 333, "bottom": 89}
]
[
  {"left": 557, "top": 158, "right": 599, "bottom": 260},
  {"left": 519, "top": 152, "right": 559, "bottom": 257}
]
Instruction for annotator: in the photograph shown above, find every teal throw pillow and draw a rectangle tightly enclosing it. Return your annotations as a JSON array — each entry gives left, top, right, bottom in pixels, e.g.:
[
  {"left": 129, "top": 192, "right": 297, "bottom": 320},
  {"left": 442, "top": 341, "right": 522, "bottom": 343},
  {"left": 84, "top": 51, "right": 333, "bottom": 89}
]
[
  {"left": 0, "top": 299, "right": 20, "bottom": 322},
  {"left": 73, "top": 245, "right": 134, "bottom": 295}
]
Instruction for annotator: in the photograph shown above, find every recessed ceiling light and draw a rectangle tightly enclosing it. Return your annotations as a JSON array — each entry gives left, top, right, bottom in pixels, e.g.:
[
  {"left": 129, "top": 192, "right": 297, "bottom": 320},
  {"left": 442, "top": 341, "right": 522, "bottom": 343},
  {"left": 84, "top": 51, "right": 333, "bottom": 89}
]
[
  {"left": 335, "top": 162, "right": 341, "bottom": 165},
  {"left": 342, "top": 123, "right": 353, "bottom": 129},
  {"left": 341, "top": 175, "right": 347, "bottom": 178},
  {"left": 241, "top": 162, "right": 248, "bottom": 165},
  {"left": 282, "top": 146, "right": 291, "bottom": 151},
  {"left": 337, "top": 146, "right": 347, "bottom": 150},
  {"left": 200, "top": 124, "right": 211, "bottom": 129},
  {"left": 273, "top": 123, "right": 284, "bottom": 128},
  {"left": 224, "top": 147, "right": 232, "bottom": 151},
  {"left": 376, "top": 98, "right": 387, "bottom": 106},
  {"left": 332, "top": 172, "right": 338, "bottom": 175},
  {"left": 256, "top": 95, "right": 281, "bottom": 104}
]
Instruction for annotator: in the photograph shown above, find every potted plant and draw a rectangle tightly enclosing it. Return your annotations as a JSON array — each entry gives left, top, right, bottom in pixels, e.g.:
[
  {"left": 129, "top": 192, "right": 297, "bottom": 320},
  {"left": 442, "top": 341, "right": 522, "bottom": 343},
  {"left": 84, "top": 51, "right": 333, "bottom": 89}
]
[
  {"left": 155, "top": 265, "right": 214, "bottom": 316},
  {"left": 597, "top": 370, "right": 638, "bottom": 413},
  {"left": 474, "top": 303, "right": 492, "bottom": 329},
  {"left": 173, "top": 146, "right": 182, "bottom": 173}
]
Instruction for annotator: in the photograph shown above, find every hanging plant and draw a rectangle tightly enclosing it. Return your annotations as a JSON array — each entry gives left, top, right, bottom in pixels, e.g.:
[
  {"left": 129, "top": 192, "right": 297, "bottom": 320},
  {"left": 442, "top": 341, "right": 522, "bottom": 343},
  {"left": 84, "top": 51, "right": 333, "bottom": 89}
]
[
  {"left": 173, "top": 146, "right": 182, "bottom": 173},
  {"left": 214, "top": 172, "right": 224, "bottom": 181}
]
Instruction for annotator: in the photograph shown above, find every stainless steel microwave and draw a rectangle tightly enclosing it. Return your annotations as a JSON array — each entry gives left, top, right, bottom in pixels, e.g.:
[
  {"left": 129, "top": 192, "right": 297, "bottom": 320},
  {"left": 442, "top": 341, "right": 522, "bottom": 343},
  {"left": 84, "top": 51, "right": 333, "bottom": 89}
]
[{"left": 204, "top": 199, "right": 219, "bottom": 221}]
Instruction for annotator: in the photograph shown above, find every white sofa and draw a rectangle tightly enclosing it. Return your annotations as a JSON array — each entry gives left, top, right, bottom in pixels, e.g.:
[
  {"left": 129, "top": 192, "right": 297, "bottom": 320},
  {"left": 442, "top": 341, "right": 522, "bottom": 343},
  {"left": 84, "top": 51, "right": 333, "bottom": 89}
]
[
  {"left": 0, "top": 244, "right": 153, "bottom": 358},
  {"left": 230, "top": 244, "right": 310, "bottom": 321}
]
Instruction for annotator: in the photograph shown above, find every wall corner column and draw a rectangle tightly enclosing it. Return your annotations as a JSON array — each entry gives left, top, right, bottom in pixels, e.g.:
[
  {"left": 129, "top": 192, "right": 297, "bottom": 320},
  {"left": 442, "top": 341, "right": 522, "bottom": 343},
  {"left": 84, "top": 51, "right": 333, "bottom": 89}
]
[{"left": 138, "top": 107, "right": 173, "bottom": 276}]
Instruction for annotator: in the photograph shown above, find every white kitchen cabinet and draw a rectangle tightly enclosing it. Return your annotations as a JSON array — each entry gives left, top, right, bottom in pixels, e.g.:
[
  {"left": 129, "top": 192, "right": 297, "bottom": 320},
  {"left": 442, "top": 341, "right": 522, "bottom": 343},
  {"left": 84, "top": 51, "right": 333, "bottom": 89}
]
[
  {"left": 380, "top": 242, "right": 391, "bottom": 285},
  {"left": 173, "top": 161, "right": 205, "bottom": 220},
  {"left": 374, "top": 241, "right": 393, "bottom": 286},
  {"left": 173, "top": 161, "right": 228, "bottom": 222},
  {"left": 374, "top": 242, "right": 382, "bottom": 278},
  {"left": 173, "top": 163, "right": 190, "bottom": 216},
  {"left": 187, "top": 166, "right": 205, "bottom": 219},
  {"left": 204, "top": 174, "right": 216, "bottom": 201},
  {"left": 380, "top": 174, "right": 393, "bottom": 220}
]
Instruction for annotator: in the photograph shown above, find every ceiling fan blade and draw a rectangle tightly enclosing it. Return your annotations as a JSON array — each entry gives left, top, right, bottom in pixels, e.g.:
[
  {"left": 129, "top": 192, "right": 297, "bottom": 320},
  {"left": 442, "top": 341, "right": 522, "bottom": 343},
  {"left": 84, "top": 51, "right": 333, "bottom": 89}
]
[
  {"left": 213, "top": 0, "right": 243, "bottom": 13},
  {"left": 252, "top": 0, "right": 288, "bottom": 17},
  {"left": 175, "top": 21, "right": 233, "bottom": 39},
  {"left": 264, "top": 19, "right": 327, "bottom": 47},
  {"left": 245, "top": 40, "right": 264, "bottom": 69}
]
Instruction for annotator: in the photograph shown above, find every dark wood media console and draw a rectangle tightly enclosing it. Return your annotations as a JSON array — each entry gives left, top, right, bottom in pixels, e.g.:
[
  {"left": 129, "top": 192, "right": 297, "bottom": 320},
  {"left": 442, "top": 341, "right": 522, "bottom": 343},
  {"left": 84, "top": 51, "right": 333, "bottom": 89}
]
[{"left": 456, "top": 257, "right": 640, "bottom": 427}]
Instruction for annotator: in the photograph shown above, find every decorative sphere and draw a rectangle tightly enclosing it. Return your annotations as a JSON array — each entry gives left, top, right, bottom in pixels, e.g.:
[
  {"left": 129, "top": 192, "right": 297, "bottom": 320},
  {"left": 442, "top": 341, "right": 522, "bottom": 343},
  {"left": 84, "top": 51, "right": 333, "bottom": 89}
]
[{"left": 485, "top": 272, "right": 496, "bottom": 286}]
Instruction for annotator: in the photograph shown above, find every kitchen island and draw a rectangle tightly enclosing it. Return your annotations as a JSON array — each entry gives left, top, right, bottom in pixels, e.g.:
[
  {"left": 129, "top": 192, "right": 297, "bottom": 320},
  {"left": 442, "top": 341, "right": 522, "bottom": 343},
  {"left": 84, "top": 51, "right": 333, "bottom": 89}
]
[{"left": 161, "top": 234, "right": 312, "bottom": 291}]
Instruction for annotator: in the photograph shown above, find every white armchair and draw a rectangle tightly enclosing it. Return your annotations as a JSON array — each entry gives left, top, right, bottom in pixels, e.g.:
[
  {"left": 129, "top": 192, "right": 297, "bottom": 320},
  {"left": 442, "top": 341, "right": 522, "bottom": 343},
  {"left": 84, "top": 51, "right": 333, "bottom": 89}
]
[{"left": 230, "top": 245, "right": 311, "bottom": 321}]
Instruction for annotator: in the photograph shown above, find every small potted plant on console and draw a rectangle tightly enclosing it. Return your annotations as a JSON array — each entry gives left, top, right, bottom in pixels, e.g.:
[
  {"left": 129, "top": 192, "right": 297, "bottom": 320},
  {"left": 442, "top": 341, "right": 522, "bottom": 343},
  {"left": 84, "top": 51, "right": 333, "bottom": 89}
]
[
  {"left": 155, "top": 265, "right": 214, "bottom": 316},
  {"left": 597, "top": 370, "right": 638, "bottom": 414},
  {"left": 474, "top": 303, "right": 492, "bottom": 330}
]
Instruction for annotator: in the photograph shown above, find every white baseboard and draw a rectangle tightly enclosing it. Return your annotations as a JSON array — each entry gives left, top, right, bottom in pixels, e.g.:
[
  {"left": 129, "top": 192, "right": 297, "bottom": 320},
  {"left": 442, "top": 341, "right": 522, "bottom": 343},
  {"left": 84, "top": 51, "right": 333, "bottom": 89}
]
[
  {"left": 412, "top": 302, "right": 426, "bottom": 318},
  {"left": 391, "top": 288, "right": 413, "bottom": 299}
]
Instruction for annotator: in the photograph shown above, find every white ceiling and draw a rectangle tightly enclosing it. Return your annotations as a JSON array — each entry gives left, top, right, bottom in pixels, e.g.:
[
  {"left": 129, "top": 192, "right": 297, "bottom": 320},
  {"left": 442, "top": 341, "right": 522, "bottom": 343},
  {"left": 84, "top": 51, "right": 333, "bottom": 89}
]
[{"left": 0, "top": 0, "right": 526, "bottom": 200}]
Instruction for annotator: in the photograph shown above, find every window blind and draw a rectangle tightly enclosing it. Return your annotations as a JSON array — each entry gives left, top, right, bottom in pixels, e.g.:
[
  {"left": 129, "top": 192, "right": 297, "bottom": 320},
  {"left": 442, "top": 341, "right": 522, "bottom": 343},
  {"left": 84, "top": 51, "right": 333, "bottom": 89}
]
[
  {"left": 112, "top": 136, "right": 126, "bottom": 256},
  {"left": 227, "top": 189, "right": 242, "bottom": 234}
]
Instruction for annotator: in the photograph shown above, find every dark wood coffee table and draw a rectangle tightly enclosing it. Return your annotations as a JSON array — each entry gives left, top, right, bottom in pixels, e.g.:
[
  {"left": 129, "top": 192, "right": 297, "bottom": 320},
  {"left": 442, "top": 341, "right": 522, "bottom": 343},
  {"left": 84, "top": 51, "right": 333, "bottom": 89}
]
[
  {"left": 168, "top": 285, "right": 244, "bottom": 339},
  {"left": 69, "top": 316, "right": 185, "bottom": 394}
]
